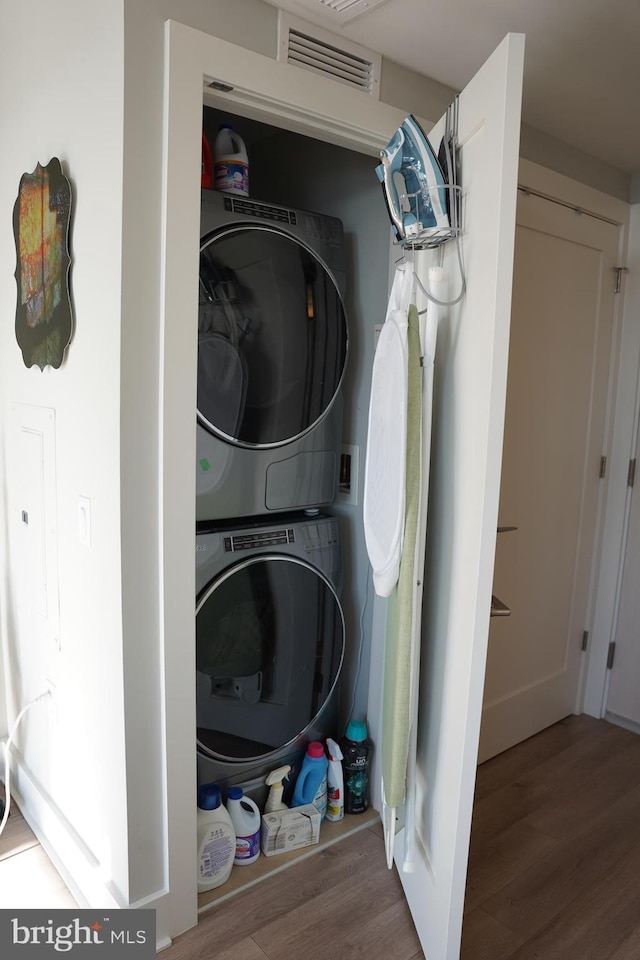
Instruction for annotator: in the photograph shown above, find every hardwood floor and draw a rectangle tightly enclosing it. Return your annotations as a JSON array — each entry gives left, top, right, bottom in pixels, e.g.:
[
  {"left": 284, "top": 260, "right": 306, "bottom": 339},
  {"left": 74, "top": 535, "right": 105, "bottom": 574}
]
[
  {"left": 166, "top": 716, "right": 640, "bottom": 960},
  {"left": 3, "top": 715, "right": 640, "bottom": 960},
  {"left": 462, "top": 714, "right": 640, "bottom": 960},
  {"left": 174, "top": 823, "right": 423, "bottom": 960}
]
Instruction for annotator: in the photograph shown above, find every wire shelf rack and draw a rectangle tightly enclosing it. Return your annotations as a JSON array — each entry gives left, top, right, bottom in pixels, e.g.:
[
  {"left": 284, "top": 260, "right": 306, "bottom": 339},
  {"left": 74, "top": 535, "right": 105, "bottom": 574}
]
[{"left": 398, "top": 181, "right": 462, "bottom": 250}]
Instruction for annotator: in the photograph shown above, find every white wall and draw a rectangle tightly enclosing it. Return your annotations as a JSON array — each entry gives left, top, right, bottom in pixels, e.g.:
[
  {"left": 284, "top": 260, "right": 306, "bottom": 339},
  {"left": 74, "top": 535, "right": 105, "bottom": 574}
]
[
  {"left": 520, "top": 123, "right": 631, "bottom": 202},
  {"left": 0, "top": 0, "right": 129, "bottom": 902}
]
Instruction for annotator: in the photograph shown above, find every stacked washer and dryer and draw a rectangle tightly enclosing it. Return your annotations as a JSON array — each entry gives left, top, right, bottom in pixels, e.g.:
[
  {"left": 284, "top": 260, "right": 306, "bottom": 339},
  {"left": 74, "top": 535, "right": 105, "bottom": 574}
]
[{"left": 195, "top": 189, "right": 349, "bottom": 805}]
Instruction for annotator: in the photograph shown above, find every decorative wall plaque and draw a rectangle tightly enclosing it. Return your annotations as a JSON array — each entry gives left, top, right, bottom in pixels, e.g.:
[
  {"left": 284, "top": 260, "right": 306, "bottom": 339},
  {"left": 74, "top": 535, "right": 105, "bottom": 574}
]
[{"left": 13, "top": 157, "right": 73, "bottom": 369}]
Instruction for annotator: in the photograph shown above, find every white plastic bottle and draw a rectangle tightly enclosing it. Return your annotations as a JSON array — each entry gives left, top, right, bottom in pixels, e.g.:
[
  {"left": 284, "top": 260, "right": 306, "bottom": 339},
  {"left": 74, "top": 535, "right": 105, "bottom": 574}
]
[
  {"left": 196, "top": 783, "right": 235, "bottom": 892},
  {"left": 326, "top": 738, "right": 344, "bottom": 822},
  {"left": 226, "top": 786, "right": 261, "bottom": 865},
  {"left": 264, "top": 764, "right": 291, "bottom": 813},
  {"left": 213, "top": 124, "right": 249, "bottom": 196}
]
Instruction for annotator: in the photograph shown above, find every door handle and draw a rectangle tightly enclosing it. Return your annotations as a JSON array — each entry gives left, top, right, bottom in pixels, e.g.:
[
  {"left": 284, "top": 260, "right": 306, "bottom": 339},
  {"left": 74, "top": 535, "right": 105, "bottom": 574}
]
[
  {"left": 492, "top": 527, "right": 515, "bottom": 615},
  {"left": 491, "top": 595, "right": 511, "bottom": 617}
]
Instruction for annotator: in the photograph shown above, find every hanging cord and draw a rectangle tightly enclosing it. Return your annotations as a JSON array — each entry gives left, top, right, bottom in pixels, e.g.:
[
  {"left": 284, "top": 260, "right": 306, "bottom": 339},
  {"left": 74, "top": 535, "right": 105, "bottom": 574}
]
[
  {"left": 346, "top": 562, "right": 372, "bottom": 728},
  {"left": 414, "top": 233, "right": 465, "bottom": 312},
  {"left": 0, "top": 690, "right": 51, "bottom": 837},
  {"left": 400, "top": 231, "right": 465, "bottom": 312}
]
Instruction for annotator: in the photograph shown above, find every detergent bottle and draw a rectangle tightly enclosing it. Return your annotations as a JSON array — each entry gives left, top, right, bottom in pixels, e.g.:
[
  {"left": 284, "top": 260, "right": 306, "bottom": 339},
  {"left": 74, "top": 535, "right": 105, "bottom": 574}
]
[
  {"left": 340, "top": 720, "right": 372, "bottom": 814},
  {"left": 196, "top": 783, "right": 235, "bottom": 891},
  {"left": 291, "top": 742, "right": 328, "bottom": 819},
  {"left": 264, "top": 764, "right": 291, "bottom": 813},
  {"left": 213, "top": 124, "right": 249, "bottom": 196},
  {"left": 226, "top": 786, "right": 261, "bottom": 865}
]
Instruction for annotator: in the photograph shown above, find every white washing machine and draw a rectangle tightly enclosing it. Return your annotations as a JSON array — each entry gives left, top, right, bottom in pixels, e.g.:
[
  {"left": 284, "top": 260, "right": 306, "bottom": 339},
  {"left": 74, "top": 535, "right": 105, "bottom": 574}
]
[
  {"left": 196, "top": 512, "right": 344, "bottom": 805},
  {"left": 197, "top": 190, "right": 348, "bottom": 521}
]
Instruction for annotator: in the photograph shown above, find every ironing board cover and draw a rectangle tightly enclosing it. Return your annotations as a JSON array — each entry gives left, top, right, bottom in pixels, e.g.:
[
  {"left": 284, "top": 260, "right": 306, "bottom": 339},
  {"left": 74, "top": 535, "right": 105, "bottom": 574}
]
[
  {"left": 363, "top": 262, "right": 414, "bottom": 597},
  {"left": 381, "top": 268, "right": 442, "bottom": 871}
]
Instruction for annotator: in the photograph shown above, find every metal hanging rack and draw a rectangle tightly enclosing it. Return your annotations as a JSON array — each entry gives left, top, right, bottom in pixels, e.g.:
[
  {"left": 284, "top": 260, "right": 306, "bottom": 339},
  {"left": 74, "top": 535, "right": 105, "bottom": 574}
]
[{"left": 395, "top": 100, "right": 466, "bottom": 309}]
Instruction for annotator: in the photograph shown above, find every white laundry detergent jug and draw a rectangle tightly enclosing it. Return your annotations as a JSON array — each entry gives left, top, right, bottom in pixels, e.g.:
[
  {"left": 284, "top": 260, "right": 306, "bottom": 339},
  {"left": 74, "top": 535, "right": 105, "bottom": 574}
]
[
  {"left": 226, "top": 786, "right": 261, "bottom": 865},
  {"left": 196, "top": 783, "right": 235, "bottom": 891},
  {"left": 213, "top": 124, "right": 249, "bottom": 196}
]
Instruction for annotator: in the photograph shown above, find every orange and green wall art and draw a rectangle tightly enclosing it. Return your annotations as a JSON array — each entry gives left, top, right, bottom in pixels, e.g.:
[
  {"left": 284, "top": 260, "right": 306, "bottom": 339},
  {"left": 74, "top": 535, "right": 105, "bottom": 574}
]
[{"left": 13, "top": 158, "right": 73, "bottom": 369}]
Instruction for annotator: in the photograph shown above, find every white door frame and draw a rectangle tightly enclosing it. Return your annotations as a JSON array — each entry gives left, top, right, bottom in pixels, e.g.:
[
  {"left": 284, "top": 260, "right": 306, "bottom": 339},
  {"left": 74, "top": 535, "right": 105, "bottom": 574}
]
[{"left": 160, "top": 19, "right": 420, "bottom": 943}]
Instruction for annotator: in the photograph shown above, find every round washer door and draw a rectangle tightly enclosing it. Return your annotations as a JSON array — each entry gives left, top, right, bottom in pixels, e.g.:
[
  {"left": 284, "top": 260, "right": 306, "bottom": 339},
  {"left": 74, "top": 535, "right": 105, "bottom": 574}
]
[
  {"left": 196, "top": 554, "right": 344, "bottom": 763},
  {"left": 198, "top": 225, "right": 347, "bottom": 447}
]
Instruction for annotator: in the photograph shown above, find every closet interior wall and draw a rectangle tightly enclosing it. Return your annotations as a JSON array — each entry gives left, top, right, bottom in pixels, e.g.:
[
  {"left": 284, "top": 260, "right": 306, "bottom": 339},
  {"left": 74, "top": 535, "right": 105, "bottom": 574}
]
[{"left": 202, "top": 105, "right": 391, "bottom": 729}]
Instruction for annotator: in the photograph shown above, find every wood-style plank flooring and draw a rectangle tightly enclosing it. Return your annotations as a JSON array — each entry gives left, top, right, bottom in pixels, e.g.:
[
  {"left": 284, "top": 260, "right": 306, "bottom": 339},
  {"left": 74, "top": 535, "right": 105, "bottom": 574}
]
[
  {"left": 462, "top": 714, "right": 640, "bottom": 960},
  {"left": 3, "top": 715, "right": 640, "bottom": 960}
]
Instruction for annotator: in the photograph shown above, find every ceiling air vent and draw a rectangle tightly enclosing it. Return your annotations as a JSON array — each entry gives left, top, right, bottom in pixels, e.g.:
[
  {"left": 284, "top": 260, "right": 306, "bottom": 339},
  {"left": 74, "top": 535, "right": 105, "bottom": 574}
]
[
  {"left": 292, "top": 0, "right": 392, "bottom": 24},
  {"left": 278, "top": 13, "right": 381, "bottom": 98}
]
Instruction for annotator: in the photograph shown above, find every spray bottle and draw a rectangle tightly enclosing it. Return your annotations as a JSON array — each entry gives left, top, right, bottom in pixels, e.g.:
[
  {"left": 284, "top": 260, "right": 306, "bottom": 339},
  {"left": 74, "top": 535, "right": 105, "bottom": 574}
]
[
  {"left": 325, "top": 738, "right": 344, "bottom": 822},
  {"left": 264, "top": 764, "right": 291, "bottom": 813}
]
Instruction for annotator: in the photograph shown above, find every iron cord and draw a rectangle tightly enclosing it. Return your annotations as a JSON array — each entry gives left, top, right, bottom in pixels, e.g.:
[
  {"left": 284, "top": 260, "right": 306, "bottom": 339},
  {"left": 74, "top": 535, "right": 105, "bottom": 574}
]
[{"left": 346, "top": 562, "right": 372, "bottom": 729}]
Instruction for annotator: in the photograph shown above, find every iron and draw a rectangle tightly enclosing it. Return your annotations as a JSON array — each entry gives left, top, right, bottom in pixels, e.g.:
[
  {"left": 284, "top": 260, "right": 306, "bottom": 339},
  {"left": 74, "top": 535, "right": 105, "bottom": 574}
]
[{"left": 375, "top": 115, "right": 449, "bottom": 244}]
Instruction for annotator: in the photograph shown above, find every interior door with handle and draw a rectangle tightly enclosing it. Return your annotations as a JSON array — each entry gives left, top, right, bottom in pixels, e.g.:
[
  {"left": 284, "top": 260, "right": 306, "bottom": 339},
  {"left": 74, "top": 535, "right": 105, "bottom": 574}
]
[{"left": 480, "top": 185, "right": 620, "bottom": 762}]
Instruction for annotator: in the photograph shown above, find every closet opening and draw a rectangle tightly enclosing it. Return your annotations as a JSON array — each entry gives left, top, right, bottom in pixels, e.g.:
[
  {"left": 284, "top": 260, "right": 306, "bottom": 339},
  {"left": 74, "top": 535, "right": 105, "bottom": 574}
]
[{"left": 194, "top": 103, "right": 392, "bottom": 911}]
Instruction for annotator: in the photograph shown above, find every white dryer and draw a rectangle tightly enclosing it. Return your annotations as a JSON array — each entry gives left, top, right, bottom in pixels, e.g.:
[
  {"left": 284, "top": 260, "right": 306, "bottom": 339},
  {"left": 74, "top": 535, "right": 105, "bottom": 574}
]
[
  {"left": 196, "top": 512, "right": 344, "bottom": 804},
  {"left": 197, "top": 191, "right": 348, "bottom": 521}
]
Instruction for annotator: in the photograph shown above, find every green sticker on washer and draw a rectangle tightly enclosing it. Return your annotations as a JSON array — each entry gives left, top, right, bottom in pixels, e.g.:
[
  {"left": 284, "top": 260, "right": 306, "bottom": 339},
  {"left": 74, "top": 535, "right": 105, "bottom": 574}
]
[{"left": 199, "top": 458, "right": 210, "bottom": 472}]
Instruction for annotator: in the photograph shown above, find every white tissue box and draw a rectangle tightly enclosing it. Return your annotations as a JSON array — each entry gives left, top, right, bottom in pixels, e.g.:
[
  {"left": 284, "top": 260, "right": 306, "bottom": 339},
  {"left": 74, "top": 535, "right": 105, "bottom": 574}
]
[{"left": 261, "top": 805, "right": 321, "bottom": 857}]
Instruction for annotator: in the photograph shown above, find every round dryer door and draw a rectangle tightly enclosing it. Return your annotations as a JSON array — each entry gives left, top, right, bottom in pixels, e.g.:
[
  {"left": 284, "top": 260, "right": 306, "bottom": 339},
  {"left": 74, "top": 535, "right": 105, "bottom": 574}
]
[
  {"left": 196, "top": 554, "right": 344, "bottom": 763},
  {"left": 198, "top": 226, "right": 347, "bottom": 447}
]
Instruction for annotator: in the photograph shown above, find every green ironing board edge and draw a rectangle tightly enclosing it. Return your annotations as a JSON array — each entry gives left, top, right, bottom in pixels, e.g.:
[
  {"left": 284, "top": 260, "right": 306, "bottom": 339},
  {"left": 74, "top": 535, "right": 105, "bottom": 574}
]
[{"left": 382, "top": 303, "right": 423, "bottom": 810}]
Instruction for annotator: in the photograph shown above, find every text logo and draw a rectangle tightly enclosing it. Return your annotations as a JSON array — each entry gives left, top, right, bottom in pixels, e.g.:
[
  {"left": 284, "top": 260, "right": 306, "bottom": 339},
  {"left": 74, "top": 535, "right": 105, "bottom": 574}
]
[{"left": 0, "top": 910, "right": 155, "bottom": 958}]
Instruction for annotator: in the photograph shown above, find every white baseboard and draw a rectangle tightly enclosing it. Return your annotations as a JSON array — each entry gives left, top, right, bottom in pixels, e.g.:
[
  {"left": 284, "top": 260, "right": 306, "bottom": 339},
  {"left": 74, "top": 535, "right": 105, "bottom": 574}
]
[
  {"left": 8, "top": 752, "right": 124, "bottom": 910},
  {"left": 6, "top": 755, "right": 182, "bottom": 951},
  {"left": 605, "top": 710, "right": 640, "bottom": 736}
]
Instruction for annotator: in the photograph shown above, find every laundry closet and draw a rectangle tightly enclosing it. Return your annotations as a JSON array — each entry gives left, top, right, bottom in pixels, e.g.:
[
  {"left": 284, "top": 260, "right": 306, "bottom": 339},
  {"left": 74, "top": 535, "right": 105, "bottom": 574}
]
[
  {"left": 194, "top": 104, "right": 391, "bottom": 906},
  {"left": 160, "top": 26, "right": 524, "bottom": 958}
]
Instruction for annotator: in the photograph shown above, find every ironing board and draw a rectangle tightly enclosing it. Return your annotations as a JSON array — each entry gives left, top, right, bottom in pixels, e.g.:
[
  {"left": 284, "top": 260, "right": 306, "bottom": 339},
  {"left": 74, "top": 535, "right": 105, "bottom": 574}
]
[{"left": 364, "top": 261, "right": 444, "bottom": 869}]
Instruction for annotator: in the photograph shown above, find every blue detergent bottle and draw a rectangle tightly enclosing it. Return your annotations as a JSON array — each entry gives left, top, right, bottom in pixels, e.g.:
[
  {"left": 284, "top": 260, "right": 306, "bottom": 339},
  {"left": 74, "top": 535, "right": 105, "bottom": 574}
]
[{"left": 291, "top": 741, "right": 328, "bottom": 819}]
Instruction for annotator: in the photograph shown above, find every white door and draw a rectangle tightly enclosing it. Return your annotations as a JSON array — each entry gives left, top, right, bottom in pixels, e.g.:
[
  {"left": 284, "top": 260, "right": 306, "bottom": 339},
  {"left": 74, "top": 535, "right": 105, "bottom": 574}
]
[
  {"left": 366, "top": 34, "right": 525, "bottom": 960},
  {"left": 478, "top": 191, "right": 620, "bottom": 762},
  {"left": 161, "top": 26, "right": 523, "bottom": 953}
]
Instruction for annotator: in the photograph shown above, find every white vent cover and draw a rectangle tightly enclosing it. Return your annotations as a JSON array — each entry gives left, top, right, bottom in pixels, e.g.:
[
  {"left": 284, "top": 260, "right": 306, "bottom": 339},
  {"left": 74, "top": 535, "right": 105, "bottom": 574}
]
[
  {"left": 298, "top": 0, "right": 389, "bottom": 23},
  {"left": 278, "top": 13, "right": 381, "bottom": 98}
]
